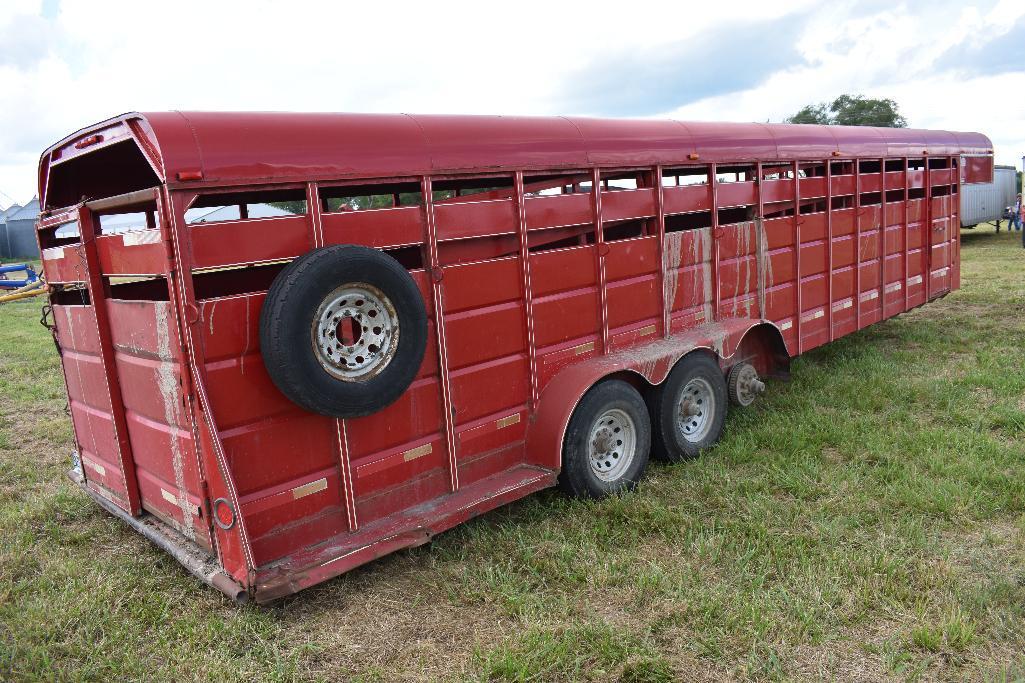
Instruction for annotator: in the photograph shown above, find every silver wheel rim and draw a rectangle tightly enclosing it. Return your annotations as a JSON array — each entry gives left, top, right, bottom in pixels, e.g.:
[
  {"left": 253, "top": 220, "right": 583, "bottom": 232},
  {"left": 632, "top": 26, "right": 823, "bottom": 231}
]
[
  {"left": 312, "top": 283, "right": 398, "bottom": 380},
  {"left": 588, "top": 408, "right": 637, "bottom": 482},
  {"left": 677, "top": 377, "right": 714, "bottom": 443}
]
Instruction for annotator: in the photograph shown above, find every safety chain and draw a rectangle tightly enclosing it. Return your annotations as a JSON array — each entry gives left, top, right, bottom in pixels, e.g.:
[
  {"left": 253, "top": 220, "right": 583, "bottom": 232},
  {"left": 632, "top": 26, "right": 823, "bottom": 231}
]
[{"left": 39, "top": 301, "right": 60, "bottom": 355}]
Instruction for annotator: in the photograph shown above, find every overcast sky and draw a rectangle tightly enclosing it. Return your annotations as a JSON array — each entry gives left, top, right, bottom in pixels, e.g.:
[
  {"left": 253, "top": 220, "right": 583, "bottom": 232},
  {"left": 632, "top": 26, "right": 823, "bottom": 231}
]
[{"left": 1, "top": 0, "right": 1023, "bottom": 207}]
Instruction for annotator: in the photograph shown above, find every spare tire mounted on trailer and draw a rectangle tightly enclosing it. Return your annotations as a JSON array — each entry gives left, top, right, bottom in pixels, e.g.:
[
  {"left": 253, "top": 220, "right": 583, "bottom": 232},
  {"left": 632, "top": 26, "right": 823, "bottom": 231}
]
[{"left": 260, "top": 245, "right": 428, "bottom": 418}]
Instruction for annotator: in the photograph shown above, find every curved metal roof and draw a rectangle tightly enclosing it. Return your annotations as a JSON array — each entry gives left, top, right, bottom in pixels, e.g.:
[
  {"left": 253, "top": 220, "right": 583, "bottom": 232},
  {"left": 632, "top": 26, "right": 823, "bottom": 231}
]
[{"left": 39, "top": 111, "right": 994, "bottom": 195}]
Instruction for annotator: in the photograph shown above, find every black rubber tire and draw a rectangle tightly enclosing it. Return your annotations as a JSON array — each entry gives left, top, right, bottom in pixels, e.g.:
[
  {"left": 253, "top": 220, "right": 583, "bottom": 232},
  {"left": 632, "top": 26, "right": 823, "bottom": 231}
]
[
  {"left": 259, "top": 245, "right": 428, "bottom": 418},
  {"left": 558, "top": 379, "right": 651, "bottom": 498},
  {"left": 650, "top": 353, "right": 728, "bottom": 462}
]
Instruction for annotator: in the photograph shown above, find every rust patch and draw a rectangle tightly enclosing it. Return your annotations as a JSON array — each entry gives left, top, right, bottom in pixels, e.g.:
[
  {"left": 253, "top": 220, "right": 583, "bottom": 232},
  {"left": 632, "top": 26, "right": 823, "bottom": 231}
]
[
  {"left": 154, "top": 301, "right": 195, "bottom": 540},
  {"left": 700, "top": 227, "right": 713, "bottom": 323},
  {"left": 662, "top": 230, "right": 685, "bottom": 312},
  {"left": 207, "top": 300, "right": 217, "bottom": 336}
]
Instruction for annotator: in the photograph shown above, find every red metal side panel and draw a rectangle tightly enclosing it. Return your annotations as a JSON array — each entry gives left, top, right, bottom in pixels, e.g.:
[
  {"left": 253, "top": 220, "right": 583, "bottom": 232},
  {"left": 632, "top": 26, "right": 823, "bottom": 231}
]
[
  {"left": 54, "top": 304, "right": 132, "bottom": 507},
  {"left": 196, "top": 292, "right": 350, "bottom": 564},
  {"left": 716, "top": 182, "right": 756, "bottom": 208},
  {"left": 761, "top": 179, "right": 795, "bottom": 204},
  {"left": 662, "top": 185, "right": 709, "bottom": 215},
  {"left": 663, "top": 228, "right": 713, "bottom": 324},
  {"left": 605, "top": 235, "right": 662, "bottom": 337},
  {"left": 435, "top": 198, "right": 516, "bottom": 242},
  {"left": 107, "top": 299, "right": 212, "bottom": 546},
  {"left": 530, "top": 248, "right": 600, "bottom": 349},
  {"left": 525, "top": 193, "right": 592, "bottom": 230},
  {"left": 97, "top": 230, "right": 167, "bottom": 276},
  {"left": 40, "top": 244, "right": 88, "bottom": 283},
  {"left": 191, "top": 216, "right": 308, "bottom": 270},
  {"left": 860, "top": 173, "right": 882, "bottom": 194},
  {"left": 962, "top": 155, "right": 993, "bottom": 184},
  {"left": 333, "top": 270, "right": 454, "bottom": 526},
  {"left": 717, "top": 222, "right": 760, "bottom": 318},
  {"left": 601, "top": 188, "right": 656, "bottom": 222},
  {"left": 800, "top": 177, "right": 827, "bottom": 199},
  {"left": 321, "top": 206, "right": 422, "bottom": 249}
]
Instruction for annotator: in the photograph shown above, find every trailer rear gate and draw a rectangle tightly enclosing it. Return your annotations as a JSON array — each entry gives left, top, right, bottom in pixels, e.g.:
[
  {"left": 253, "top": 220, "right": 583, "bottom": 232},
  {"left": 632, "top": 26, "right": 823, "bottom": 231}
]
[{"left": 34, "top": 113, "right": 993, "bottom": 601}]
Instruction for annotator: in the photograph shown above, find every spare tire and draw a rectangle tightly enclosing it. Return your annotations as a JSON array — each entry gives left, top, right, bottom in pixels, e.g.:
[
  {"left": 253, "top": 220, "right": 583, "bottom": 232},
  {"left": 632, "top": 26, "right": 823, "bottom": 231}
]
[{"left": 260, "top": 245, "right": 428, "bottom": 418}]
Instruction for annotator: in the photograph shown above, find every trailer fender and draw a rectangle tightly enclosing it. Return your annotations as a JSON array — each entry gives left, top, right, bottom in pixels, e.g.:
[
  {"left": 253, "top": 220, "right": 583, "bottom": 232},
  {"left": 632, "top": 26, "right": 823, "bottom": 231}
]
[
  {"left": 526, "top": 318, "right": 781, "bottom": 471},
  {"left": 731, "top": 322, "right": 791, "bottom": 380}
]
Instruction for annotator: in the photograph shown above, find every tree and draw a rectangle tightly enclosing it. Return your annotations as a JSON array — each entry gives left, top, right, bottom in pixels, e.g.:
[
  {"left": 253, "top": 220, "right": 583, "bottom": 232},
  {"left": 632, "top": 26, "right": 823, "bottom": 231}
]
[
  {"left": 786, "top": 102, "right": 832, "bottom": 125},
  {"left": 784, "top": 95, "right": 908, "bottom": 127}
]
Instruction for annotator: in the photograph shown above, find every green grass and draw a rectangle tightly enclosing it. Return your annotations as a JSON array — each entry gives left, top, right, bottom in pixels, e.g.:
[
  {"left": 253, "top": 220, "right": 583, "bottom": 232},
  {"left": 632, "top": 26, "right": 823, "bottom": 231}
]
[{"left": 2, "top": 228, "right": 1025, "bottom": 681}]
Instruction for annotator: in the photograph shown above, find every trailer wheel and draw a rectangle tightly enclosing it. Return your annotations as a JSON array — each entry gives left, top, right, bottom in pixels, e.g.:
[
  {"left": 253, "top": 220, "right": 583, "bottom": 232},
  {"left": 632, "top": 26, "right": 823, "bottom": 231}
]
[
  {"left": 650, "top": 353, "right": 728, "bottom": 461},
  {"left": 727, "top": 362, "right": 765, "bottom": 407},
  {"left": 558, "top": 379, "right": 651, "bottom": 498},
  {"left": 260, "top": 245, "right": 427, "bottom": 418}
]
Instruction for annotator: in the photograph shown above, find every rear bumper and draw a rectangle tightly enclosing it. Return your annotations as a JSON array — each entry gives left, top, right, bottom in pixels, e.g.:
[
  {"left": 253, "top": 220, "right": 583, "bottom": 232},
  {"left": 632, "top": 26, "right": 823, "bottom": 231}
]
[{"left": 68, "top": 469, "right": 249, "bottom": 603}]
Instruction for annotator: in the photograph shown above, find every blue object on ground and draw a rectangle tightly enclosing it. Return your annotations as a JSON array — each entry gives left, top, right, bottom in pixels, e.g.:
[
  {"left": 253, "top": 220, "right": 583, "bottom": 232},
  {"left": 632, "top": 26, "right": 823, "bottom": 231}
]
[{"left": 0, "top": 263, "right": 39, "bottom": 288}]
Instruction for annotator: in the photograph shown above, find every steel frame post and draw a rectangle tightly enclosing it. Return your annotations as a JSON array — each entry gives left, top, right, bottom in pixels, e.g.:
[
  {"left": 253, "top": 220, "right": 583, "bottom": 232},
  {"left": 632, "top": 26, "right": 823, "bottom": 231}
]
[
  {"left": 826, "top": 159, "right": 834, "bottom": 341},
  {"left": 755, "top": 161, "right": 765, "bottom": 320},
  {"left": 654, "top": 164, "right": 670, "bottom": 338},
  {"left": 793, "top": 161, "right": 802, "bottom": 353},
  {"left": 854, "top": 159, "right": 862, "bottom": 330},
  {"left": 304, "top": 180, "right": 356, "bottom": 531},
  {"left": 305, "top": 181, "right": 324, "bottom": 249},
  {"left": 163, "top": 188, "right": 256, "bottom": 577},
  {"left": 76, "top": 204, "right": 143, "bottom": 515},
  {"left": 513, "top": 171, "right": 539, "bottom": 411},
  {"left": 924, "top": 154, "right": 933, "bottom": 301},
  {"left": 952, "top": 156, "right": 961, "bottom": 288},
  {"left": 879, "top": 157, "right": 887, "bottom": 320},
  {"left": 903, "top": 157, "right": 910, "bottom": 312},
  {"left": 590, "top": 167, "right": 610, "bottom": 353},
  {"left": 420, "top": 177, "right": 459, "bottom": 492},
  {"left": 709, "top": 163, "right": 720, "bottom": 323}
]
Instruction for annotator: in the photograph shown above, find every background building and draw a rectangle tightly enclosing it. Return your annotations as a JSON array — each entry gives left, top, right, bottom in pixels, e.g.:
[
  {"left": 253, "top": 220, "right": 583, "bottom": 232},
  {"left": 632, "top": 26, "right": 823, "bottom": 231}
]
[{"left": 0, "top": 197, "right": 40, "bottom": 259}]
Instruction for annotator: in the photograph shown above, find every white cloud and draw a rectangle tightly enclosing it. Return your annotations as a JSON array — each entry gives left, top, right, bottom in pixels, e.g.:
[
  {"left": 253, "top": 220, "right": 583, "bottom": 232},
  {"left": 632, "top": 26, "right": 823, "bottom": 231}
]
[
  {"left": 0, "top": 0, "right": 1022, "bottom": 206},
  {"left": 662, "top": 1, "right": 1025, "bottom": 166}
]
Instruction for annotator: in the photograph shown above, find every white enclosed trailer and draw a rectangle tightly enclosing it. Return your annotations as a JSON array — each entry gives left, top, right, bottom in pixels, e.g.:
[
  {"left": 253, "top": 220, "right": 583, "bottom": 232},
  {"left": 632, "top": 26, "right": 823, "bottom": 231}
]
[{"left": 961, "top": 165, "right": 1017, "bottom": 229}]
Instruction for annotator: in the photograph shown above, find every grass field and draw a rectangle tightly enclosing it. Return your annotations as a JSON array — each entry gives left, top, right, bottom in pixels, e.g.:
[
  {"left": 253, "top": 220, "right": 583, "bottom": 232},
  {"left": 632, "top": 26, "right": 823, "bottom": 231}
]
[{"left": 1, "top": 227, "right": 1024, "bottom": 682}]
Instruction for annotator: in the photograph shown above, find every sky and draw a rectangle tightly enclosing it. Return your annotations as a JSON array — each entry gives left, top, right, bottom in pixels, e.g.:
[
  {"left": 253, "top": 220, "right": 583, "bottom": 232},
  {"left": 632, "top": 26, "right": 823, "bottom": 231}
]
[{"left": 1, "top": 0, "right": 1023, "bottom": 207}]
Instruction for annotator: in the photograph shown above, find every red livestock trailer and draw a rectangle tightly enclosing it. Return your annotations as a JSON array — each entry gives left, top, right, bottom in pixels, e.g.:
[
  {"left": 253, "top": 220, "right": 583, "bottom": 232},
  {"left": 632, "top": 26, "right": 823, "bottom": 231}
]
[{"left": 35, "top": 113, "right": 993, "bottom": 602}]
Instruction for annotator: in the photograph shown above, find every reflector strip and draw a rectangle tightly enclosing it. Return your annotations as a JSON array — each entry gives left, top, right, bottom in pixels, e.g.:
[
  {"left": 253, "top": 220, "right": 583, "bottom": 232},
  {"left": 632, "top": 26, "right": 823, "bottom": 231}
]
[
  {"left": 573, "top": 341, "right": 595, "bottom": 355},
  {"left": 42, "top": 247, "right": 65, "bottom": 261},
  {"left": 292, "top": 477, "right": 328, "bottom": 500},
  {"left": 402, "top": 443, "right": 432, "bottom": 462},
  {"left": 496, "top": 413, "right": 521, "bottom": 430},
  {"left": 123, "top": 229, "right": 161, "bottom": 246}
]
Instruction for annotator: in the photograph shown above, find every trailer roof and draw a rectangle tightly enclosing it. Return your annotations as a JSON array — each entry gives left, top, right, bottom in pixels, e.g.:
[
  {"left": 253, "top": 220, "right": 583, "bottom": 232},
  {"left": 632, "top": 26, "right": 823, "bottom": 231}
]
[{"left": 38, "top": 112, "right": 993, "bottom": 207}]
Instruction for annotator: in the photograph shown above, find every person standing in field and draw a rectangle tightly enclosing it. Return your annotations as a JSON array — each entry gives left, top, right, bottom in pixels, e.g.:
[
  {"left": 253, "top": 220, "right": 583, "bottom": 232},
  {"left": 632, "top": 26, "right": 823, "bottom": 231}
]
[
  {"left": 1012, "top": 193, "right": 1024, "bottom": 242},
  {"left": 1019, "top": 193, "right": 1025, "bottom": 248}
]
